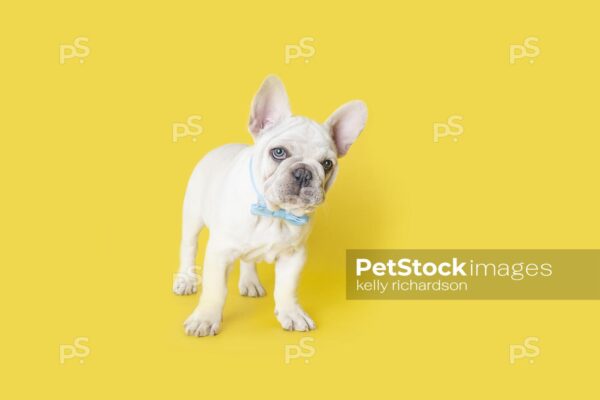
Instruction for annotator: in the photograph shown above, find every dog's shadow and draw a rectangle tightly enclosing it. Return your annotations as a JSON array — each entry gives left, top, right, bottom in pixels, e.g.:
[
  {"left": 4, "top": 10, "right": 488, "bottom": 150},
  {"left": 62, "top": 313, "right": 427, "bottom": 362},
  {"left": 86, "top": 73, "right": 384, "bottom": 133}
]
[{"left": 302, "top": 163, "right": 401, "bottom": 316}]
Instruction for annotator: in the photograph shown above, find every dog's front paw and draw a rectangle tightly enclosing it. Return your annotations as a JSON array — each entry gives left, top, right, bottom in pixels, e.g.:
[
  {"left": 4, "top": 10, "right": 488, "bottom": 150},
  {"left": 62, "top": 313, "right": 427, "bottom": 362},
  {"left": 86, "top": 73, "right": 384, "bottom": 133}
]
[
  {"left": 184, "top": 310, "right": 222, "bottom": 337},
  {"left": 238, "top": 278, "right": 266, "bottom": 297},
  {"left": 275, "top": 306, "right": 316, "bottom": 332},
  {"left": 173, "top": 272, "right": 198, "bottom": 295}
]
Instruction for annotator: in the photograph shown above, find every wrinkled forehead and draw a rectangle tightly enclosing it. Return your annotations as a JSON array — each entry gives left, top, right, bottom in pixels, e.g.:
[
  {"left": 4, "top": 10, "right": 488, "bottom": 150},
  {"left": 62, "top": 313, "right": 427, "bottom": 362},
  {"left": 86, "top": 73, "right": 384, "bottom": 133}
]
[{"left": 260, "top": 117, "right": 337, "bottom": 158}]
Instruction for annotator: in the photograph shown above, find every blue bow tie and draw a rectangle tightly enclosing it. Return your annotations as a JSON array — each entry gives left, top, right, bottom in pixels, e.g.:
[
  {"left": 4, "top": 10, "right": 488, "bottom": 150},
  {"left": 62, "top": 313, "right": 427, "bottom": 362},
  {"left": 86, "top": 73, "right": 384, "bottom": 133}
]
[
  {"left": 250, "top": 203, "right": 309, "bottom": 226},
  {"left": 249, "top": 157, "right": 310, "bottom": 226}
]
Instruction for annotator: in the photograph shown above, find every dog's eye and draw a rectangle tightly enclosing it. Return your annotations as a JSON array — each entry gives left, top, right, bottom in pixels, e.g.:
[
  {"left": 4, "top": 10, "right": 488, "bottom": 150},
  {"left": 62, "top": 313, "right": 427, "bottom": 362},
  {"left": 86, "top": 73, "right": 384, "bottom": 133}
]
[
  {"left": 271, "top": 147, "right": 288, "bottom": 160},
  {"left": 322, "top": 159, "right": 333, "bottom": 171}
]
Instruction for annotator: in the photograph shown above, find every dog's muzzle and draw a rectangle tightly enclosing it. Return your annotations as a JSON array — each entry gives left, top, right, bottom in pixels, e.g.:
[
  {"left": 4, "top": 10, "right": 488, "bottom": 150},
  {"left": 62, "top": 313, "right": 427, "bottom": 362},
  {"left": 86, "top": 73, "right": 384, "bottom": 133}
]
[
  {"left": 292, "top": 166, "right": 312, "bottom": 188},
  {"left": 282, "top": 163, "right": 323, "bottom": 206}
]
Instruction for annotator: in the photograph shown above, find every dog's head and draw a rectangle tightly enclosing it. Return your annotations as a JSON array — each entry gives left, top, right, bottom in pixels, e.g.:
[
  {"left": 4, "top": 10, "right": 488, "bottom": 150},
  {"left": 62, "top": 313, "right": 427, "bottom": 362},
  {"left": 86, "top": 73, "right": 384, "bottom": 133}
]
[{"left": 248, "top": 75, "right": 367, "bottom": 216}]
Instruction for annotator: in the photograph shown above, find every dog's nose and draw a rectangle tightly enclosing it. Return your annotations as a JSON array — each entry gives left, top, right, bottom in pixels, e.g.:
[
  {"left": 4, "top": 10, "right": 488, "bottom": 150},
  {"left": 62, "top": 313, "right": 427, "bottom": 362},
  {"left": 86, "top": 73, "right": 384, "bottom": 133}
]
[{"left": 292, "top": 167, "right": 312, "bottom": 187}]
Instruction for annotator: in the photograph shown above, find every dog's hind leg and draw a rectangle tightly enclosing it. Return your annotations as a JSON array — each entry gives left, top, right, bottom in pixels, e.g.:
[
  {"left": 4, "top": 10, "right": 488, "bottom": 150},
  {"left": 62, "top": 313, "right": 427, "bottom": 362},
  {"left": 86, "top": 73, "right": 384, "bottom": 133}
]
[
  {"left": 173, "top": 205, "right": 204, "bottom": 295},
  {"left": 238, "top": 261, "right": 266, "bottom": 297}
]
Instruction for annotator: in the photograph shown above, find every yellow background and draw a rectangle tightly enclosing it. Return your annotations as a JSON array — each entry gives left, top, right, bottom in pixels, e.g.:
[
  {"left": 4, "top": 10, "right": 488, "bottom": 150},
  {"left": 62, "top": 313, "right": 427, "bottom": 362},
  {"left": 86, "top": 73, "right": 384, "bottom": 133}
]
[{"left": 1, "top": 1, "right": 598, "bottom": 398}]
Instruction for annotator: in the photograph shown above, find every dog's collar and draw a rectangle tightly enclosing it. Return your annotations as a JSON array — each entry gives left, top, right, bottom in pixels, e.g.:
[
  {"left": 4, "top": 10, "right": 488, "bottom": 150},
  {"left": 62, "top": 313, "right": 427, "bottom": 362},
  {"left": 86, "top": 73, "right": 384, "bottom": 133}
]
[{"left": 248, "top": 157, "right": 309, "bottom": 226}]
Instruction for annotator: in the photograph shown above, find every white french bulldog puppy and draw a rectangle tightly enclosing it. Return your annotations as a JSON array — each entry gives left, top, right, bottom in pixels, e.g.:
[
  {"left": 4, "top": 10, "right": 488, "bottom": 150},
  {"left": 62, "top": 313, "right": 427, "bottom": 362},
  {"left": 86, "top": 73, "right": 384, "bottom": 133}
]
[{"left": 173, "top": 75, "right": 367, "bottom": 336}]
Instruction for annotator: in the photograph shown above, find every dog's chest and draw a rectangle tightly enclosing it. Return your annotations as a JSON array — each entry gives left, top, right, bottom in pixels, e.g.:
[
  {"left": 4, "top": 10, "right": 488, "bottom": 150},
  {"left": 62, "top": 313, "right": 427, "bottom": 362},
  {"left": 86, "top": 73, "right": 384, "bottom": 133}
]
[{"left": 240, "top": 219, "right": 309, "bottom": 263}]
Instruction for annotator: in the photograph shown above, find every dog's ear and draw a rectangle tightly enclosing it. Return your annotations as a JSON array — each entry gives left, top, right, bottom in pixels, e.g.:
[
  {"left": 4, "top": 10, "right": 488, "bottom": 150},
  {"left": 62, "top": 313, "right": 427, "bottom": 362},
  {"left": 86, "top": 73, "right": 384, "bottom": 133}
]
[
  {"left": 324, "top": 100, "right": 367, "bottom": 157},
  {"left": 248, "top": 75, "right": 292, "bottom": 137}
]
